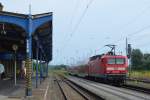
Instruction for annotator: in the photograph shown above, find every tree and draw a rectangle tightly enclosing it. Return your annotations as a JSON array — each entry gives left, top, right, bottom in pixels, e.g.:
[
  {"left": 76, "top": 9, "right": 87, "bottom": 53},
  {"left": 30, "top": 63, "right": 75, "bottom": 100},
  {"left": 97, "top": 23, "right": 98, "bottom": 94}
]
[
  {"left": 131, "top": 49, "right": 143, "bottom": 70},
  {"left": 142, "top": 53, "right": 150, "bottom": 70}
]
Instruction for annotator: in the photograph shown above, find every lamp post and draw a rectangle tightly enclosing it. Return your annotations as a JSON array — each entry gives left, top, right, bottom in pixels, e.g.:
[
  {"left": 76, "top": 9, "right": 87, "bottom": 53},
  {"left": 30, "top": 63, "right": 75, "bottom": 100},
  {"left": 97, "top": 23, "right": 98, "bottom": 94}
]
[{"left": 12, "top": 44, "right": 18, "bottom": 86}]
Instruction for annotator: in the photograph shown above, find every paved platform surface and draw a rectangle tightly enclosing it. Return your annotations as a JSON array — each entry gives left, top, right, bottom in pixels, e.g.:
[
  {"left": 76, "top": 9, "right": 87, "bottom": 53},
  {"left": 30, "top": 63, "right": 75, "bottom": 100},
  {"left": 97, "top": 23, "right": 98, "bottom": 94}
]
[
  {"left": 0, "top": 77, "right": 49, "bottom": 100},
  {"left": 0, "top": 78, "right": 25, "bottom": 100}
]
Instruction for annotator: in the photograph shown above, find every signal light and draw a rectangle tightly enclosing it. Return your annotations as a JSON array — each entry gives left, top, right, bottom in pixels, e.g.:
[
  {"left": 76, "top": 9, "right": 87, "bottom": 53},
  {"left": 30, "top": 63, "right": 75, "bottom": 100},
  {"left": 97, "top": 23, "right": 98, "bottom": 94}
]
[{"left": 127, "top": 44, "right": 132, "bottom": 58}]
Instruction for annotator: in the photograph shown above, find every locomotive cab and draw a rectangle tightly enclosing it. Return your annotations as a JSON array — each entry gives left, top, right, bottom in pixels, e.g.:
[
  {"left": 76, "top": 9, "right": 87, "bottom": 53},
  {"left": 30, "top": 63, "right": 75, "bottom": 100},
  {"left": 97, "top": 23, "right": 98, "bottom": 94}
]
[
  {"left": 105, "top": 56, "right": 127, "bottom": 74},
  {"left": 102, "top": 55, "right": 128, "bottom": 84}
]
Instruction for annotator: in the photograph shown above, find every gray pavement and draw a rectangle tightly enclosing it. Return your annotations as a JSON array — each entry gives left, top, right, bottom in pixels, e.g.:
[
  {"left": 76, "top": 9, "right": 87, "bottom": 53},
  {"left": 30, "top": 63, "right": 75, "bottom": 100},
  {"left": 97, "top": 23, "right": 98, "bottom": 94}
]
[
  {"left": 0, "top": 77, "right": 47, "bottom": 100},
  {"left": 0, "top": 78, "right": 25, "bottom": 100}
]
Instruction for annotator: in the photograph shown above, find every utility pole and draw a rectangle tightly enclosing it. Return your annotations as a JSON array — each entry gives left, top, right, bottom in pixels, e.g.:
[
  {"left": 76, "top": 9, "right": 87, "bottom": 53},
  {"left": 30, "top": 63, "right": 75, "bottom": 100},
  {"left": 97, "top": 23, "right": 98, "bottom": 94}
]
[
  {"left": 128, "top": 44, "right": 132, "bottom": 76},
  {"left": 126, "top": 38, "right": 128, "bottom": 56},
  {"left": 126, "top": 38, "right": 130, "bottom": 76}
]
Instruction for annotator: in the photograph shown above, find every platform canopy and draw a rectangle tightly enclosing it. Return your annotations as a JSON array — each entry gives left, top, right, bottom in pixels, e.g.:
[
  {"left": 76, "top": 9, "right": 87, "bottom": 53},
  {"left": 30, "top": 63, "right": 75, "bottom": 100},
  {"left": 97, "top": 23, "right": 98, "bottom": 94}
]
[{"left": 0, "top": 11, "right": 53, "bottom": 62}]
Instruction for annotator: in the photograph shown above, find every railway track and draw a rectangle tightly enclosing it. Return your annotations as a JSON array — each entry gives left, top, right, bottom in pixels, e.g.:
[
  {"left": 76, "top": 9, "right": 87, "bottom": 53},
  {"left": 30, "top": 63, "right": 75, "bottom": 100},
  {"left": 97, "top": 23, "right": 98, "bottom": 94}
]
[
  {"left": 54, "top": 75, "right": 102, "bottom": 100},
  {"left": 122, "top": 84, "right": 150, "bottom": 94},
  {"left": 127, "top": 77, "right": 150, "bottom": 84},
  {"left": 67, "top": 76, "right": 150, "bottom": 100},
  {"left": 55, "top": 78, "right": 67, "bottom": 100},
  {"left": 73, "top": 75, "right": 150, "bottom": 95}
]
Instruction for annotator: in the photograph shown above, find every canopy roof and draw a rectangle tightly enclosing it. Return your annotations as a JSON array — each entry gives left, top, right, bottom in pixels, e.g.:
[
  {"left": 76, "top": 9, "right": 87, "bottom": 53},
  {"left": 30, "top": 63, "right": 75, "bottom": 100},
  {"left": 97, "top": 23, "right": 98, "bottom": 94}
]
[{"left": 0, "top": 11, "right": 52, "bottom": 62}]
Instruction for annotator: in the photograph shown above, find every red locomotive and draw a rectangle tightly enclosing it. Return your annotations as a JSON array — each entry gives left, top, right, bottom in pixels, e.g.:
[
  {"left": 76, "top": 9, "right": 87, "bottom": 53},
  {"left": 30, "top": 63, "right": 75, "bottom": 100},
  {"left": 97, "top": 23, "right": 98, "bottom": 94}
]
[{"left": 69, "top": 45, "right": 128, "bottom": 85}]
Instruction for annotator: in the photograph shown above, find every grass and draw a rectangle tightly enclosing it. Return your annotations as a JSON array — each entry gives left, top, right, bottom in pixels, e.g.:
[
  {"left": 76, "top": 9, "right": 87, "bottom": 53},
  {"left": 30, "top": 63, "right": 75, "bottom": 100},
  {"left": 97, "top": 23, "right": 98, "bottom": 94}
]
[
  {"left": 48, "top": 68, "right": 150, "bottom": 80},
  {"left": 127, "top": 70, "right": 150, "bottom": 89},
  {"left": 49, "top": 69, "right": 68, "bottom": 76},
  {"left": 129, "top": 70, "right": 150, "bottom": 79}
]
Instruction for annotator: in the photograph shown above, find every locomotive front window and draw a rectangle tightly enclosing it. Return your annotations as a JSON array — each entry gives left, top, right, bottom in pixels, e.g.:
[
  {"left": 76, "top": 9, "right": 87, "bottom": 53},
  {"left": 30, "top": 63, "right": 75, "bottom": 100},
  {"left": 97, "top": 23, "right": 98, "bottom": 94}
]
[
  {"left": 116, "top": 58, "right": 125, "bottom": 64},
  {"left": 108, "top": 58, "right": 125, "bottom": 64},
  {"left": 108, "top": 59, "right": 115, "bottom": 64}
]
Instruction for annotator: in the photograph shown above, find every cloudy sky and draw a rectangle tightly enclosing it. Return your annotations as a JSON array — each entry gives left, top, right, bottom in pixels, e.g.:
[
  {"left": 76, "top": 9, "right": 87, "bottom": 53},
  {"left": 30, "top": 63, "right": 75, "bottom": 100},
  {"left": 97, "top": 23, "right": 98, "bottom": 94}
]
[{"left": 0, "top": 0, "right": 150, "bottom": 65}]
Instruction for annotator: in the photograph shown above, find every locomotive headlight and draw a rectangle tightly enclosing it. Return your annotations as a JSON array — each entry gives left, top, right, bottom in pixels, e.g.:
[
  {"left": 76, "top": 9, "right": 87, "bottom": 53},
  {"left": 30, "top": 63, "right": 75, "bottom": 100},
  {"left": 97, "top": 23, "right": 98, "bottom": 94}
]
[{"left": 106, "top": 67, "right": 114, "bottom": 70}]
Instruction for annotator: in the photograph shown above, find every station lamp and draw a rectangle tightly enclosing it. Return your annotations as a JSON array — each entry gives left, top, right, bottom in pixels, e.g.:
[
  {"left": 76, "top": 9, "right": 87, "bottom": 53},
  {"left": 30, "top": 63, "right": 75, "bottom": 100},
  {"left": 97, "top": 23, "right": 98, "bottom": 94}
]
[{"left": 12, "top": 44, "right": 18, "bottom": 86}]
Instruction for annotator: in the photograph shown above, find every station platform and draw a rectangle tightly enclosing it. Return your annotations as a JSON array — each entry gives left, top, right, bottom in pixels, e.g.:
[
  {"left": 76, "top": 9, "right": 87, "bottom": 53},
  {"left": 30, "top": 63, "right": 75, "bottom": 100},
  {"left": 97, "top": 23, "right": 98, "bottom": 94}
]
[
  {"left": 0, "top": 77, "right": 49, "bottom": 100},
  {"left": 0, "top": 78, "right": 24, "bottom": 100},
  {"left": 0, "top": 3, "right": 52, "bottom": 97}
]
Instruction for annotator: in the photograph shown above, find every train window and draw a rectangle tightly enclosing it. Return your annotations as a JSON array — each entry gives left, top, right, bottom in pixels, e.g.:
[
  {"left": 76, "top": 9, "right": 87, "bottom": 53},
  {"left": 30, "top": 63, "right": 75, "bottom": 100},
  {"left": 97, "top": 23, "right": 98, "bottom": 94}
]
[
  {"left": 108, "top": 58, "right": 125, "bottom": 64},
  {"left": 108, "top": 59, "right": 115, "bottom": 64},
  {"left": 116, "top": 58, "right": 125, "bottom": 64}
]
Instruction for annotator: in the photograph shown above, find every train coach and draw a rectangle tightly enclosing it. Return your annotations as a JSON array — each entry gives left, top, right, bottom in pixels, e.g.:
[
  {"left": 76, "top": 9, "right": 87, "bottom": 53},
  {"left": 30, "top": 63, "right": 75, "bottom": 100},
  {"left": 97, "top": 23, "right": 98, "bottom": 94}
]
[{"left": 69, "top": 53, "right": 128, "bottom": 85}]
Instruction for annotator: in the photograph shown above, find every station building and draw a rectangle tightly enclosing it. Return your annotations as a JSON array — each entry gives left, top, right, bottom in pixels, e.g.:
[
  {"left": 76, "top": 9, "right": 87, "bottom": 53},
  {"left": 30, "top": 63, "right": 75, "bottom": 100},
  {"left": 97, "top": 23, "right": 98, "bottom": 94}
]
[{"left": 0, "top": 3, "right": 52, "bottom": 96}]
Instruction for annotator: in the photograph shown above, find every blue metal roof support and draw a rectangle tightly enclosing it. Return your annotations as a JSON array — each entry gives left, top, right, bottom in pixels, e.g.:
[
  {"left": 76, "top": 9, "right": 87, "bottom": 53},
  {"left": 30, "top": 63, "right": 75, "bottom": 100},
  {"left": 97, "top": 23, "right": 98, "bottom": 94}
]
[
  {"left": 25, "top": 13, "right": 33, "bottom": 96},
  {"left": 28, "top": 13, "right": 32, "bottom": 58},
  {"left": 32, "top": 15, "right": 52, "bottom": 34},
  {"left": 0, "top": 13, "right": 28, "bottom": 32}
]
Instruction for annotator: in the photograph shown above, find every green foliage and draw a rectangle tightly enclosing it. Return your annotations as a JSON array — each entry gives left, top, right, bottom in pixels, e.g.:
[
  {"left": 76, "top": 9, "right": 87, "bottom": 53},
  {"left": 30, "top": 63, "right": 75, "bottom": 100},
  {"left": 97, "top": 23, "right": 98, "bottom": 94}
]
[
  {"left": 49, "top": 64, "right": 68, "bottom": 70},
  {"left": 131, "top": 49, "right": 150, "bottom": 70},
  {"left": 131, "top": 49, "right": 143, "bottom": 70},
  {"left": 48, "top": 64, "right": 68, "bottom": 76},
  {"left": 32, "top": 61, "right": 46, "bottom": 72},
  {"left": 142, "top": 53, "right": 150, "bottom": 70},
  {"left": 130, "top": 70, "right": 150, "bottom": 79}
]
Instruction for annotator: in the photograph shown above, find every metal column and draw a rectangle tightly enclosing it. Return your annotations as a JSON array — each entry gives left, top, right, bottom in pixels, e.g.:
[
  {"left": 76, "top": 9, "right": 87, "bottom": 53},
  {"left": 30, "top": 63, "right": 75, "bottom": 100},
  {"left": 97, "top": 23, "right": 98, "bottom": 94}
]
[
  {"left": 36, "top": 45, "right": 39, "bottom": 88},
  {"left": 14, "top": 51, "right": 17, "bottom": 86},
  {"left": 40, "top": 54, "right": 42, "bottom": 84},
  {"left": 46, "top": 62, "right": 48, "bottom": 77},
  {"left": 25, "top": 12, "right": 32, "bottom": 96}
]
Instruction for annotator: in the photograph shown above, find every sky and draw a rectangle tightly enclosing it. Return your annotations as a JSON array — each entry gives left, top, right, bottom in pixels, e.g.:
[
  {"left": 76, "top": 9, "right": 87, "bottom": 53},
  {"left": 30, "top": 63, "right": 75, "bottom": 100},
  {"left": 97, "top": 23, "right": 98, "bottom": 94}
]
[{"left": 0, "top": 0, "right": 150, "bottom": 65}]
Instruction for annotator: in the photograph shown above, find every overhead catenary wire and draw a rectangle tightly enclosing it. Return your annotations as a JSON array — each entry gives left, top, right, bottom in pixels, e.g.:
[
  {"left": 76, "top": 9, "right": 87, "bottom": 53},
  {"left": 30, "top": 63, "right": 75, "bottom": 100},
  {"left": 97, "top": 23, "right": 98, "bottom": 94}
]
[
  {"left": 61, "top": 0, "right": 94, "bottom": 50},
  {"left": 59, "top": 0, "right": 81, "bottom": 55},
  {"left": 60, "top": 0, "right": 80, "bottom": 49},
  {"left": 134, "top": 42, "right": 150, "bottom": 48},
  {"left": 127, "top": 25, "right": 150, "bottom": 37},
  {"left": 63, "top": 1, "right": 150, "bottom": 56},
  {"left": 61, "top": 1, "right": 150, "bottom": 64},
  {"left": 104, "top": 24, "right": 150, "bottom": 55},
  {"left": 111, "top": 24, "right": 150, "bottom": 46},
  {"left": 88, "top": 5, "right": 150, "bottom": 55},
  {"left": 67, "top": 0, "right": 80, "bottom": 36},
  {"left": 70, "top": 0, "right": 94, "bottom": 37},
  {"left": 106, "top": 5, "right": 150, "bottom": 47},
  {"left": 129, "top": 32, "right": 150, "bottom": 48},
  {"left": 120, "top": 5, "right": 150, "bottom": 30},
  {"left": 94, "top": 4, "right": 150, "bottom": 55}
]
